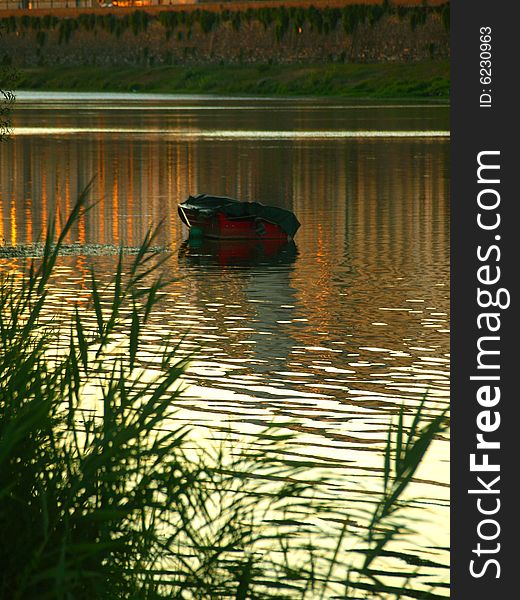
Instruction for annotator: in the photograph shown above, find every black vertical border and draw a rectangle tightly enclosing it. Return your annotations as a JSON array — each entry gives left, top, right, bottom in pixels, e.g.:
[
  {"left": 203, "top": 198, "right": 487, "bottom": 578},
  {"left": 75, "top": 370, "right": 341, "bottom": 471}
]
[{"left": 451, "top": 0, "right": 518, "bottom": 597}]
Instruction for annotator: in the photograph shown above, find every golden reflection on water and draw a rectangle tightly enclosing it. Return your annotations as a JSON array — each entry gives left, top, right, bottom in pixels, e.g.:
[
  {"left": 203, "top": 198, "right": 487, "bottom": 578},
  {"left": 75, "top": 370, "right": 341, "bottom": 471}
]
[{"left": 1, "top": 95, "right": 449, "bottom": 594}]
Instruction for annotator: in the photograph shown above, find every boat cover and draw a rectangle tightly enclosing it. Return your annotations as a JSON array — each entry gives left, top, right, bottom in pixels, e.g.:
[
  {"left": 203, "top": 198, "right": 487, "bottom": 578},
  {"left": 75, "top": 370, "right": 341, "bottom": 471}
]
[{"left": 180, "top": 194, "right": 301, "bottom": 238}]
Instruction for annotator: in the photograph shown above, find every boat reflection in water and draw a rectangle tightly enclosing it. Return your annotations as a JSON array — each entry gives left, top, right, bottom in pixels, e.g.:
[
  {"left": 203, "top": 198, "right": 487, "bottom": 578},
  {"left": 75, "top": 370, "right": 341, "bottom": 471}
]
[
  {"left": 178, "top": 237, "right": 301, "bottom": 374},
  {"left": 178, "top": 237, "right": 298, "bottom": 268}
]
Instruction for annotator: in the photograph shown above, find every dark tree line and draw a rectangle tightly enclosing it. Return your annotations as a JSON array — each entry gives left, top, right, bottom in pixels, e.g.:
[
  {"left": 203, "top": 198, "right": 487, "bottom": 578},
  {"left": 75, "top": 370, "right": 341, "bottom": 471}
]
[{"left": 0, "top": 3, "right": 450, "bottom": 47}]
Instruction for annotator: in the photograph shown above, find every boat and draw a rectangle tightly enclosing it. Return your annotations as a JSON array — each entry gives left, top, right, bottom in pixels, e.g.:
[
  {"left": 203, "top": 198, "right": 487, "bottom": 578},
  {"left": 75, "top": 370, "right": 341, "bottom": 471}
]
[{"left": 177, "top": 194, "right": 300, "bottom": 241}]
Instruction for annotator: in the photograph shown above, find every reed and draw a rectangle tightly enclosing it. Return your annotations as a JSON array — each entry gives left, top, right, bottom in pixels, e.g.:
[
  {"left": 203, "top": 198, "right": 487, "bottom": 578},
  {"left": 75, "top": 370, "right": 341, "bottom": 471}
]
[{"left": 0, "top": 192, "right": 448, "bottom": 599}]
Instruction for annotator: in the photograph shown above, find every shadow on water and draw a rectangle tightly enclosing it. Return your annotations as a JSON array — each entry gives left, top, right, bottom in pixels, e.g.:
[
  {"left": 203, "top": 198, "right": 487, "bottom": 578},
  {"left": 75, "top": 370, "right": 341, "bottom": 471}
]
[
  {"left": 178, "top": 237, "right": 298, "bottom": 269},
  {"left": 178, "top": 237, "right": 301, "bottom": 374}
]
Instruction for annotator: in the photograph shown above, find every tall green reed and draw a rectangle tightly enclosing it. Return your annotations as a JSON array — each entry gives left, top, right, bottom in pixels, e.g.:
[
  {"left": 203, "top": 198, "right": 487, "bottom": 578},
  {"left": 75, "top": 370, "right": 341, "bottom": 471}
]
[{"left": 0, "top": 194, "right": 448, "bottom": 599}]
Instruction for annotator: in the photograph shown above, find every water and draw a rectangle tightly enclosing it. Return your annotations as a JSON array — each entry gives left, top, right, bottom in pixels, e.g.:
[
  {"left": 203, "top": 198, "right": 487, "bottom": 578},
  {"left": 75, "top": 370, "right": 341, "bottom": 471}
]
[{"left": 1, "top": 92, "right": 450, "bottom": 595}]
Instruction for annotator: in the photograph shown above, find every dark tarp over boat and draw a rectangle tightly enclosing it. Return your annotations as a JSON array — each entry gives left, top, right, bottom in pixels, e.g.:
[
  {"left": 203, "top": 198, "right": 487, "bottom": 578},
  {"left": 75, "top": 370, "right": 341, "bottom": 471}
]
[{"left": 179, "top": 194, "right": 301, "bottom": 238}]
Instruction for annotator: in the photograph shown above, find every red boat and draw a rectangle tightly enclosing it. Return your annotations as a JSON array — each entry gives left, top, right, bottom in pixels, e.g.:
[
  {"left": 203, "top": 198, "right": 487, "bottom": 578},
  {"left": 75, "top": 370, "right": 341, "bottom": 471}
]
[{"left": 178, "top": 194, "right": 300, "bottom": 241}]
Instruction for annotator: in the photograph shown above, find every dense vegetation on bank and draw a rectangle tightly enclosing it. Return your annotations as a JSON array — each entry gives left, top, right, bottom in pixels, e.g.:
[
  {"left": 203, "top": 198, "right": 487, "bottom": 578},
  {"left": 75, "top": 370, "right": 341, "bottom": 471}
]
[
  {"left": 15, "top": 60, "right": 449, "bottom": 98},
  {"left": 0, "top": 3, "right": 449, "bottom": 46},
  {"left": 2, "top": 3, "right": 449, "bottom": 97}
]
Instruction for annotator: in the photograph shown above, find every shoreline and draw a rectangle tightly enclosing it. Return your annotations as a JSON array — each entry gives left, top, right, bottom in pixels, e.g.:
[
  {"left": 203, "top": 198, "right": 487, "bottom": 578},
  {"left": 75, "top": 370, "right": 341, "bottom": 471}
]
[{"left": 14, "top": 61, "right": 450, "bottom": 99}]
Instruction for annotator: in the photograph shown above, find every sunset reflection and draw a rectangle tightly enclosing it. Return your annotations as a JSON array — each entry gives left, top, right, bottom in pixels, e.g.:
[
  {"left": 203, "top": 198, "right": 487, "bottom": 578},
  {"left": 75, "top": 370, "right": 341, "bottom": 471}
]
[{"left": 1, "top": 94, "right": 450, "bottom": 592}]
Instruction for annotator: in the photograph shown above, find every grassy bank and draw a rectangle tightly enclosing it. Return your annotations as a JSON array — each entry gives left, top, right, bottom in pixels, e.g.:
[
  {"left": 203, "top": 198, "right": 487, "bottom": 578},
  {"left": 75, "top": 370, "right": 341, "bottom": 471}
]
[{"left": 16, "top": 61, "right": 449, "bottom": 98}]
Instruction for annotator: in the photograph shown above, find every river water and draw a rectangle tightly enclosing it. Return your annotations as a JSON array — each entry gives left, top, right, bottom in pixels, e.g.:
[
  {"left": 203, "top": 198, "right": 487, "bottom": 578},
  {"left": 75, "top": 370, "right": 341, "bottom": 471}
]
[{"left": 2, "top": 91, "right": 450, "bottom": 596}]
